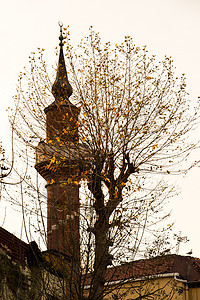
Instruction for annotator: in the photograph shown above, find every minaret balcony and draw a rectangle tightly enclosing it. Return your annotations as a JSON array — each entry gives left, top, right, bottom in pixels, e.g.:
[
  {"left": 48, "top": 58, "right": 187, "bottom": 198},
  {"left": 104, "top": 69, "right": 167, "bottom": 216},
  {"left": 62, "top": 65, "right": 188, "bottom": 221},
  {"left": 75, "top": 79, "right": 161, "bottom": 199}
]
[{"left": 35, "top": 141, "right": 91, "bottom": 180}]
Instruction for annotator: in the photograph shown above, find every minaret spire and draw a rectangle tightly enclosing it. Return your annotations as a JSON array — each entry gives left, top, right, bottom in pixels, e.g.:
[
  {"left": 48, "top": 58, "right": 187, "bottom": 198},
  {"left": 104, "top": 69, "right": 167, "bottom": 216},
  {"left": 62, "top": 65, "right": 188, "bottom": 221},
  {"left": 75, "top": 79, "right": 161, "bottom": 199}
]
[{"left": 52, "top": 22, "right": 73, "bottom": 102}]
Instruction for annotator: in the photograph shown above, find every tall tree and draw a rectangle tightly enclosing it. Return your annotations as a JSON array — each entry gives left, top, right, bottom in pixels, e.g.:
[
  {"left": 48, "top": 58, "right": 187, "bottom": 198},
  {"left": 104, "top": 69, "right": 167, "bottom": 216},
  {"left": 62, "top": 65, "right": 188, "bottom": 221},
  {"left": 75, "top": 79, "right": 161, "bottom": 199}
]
[{"left": 9, "top": 27, "right": 199, "bottom": 299}]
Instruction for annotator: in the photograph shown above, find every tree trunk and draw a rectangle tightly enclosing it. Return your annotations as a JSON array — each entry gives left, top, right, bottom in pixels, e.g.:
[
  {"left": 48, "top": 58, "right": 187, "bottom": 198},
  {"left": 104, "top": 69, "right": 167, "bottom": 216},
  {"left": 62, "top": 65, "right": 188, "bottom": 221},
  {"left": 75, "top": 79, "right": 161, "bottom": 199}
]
[{"left": 89, "top": 220, "right": 111, "bottom": 300}]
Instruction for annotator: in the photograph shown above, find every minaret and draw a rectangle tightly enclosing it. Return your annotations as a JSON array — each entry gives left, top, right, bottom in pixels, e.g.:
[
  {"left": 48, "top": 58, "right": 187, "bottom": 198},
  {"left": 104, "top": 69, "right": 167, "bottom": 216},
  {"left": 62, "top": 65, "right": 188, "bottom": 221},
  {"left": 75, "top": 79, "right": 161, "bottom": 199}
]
[{"left": 35, "top": 24, "right": 80, "bottom": 259}]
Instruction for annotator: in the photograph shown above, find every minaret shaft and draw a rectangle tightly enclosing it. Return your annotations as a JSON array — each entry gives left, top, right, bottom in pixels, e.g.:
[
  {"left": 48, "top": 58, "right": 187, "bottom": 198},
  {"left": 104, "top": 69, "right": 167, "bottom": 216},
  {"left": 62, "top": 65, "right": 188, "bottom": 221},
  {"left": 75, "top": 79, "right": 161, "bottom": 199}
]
[
  {"left": 46, "top": 104, "right": 79, "bottom": 143},
  {"left": 46, "top": 180, "right": 79, "bottom": 256}
]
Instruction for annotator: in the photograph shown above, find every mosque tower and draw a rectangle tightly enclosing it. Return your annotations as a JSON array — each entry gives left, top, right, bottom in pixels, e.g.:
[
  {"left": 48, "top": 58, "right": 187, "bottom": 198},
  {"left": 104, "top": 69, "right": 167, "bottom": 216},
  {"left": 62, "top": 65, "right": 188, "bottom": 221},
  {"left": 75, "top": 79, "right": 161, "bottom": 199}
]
[{"left": 35, "top": 25, "right": 81, "bottom": 260}]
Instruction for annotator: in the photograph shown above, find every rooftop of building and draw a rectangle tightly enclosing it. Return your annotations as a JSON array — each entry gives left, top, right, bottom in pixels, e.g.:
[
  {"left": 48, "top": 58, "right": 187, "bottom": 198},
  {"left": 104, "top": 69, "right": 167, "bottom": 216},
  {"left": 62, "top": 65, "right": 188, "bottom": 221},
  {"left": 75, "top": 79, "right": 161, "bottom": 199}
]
[
  {"left": 0, "top": 226, "right": 29, "bottom": 264},
  {"left": 1, "top": 226, "right": 200, "bottom": 285}
]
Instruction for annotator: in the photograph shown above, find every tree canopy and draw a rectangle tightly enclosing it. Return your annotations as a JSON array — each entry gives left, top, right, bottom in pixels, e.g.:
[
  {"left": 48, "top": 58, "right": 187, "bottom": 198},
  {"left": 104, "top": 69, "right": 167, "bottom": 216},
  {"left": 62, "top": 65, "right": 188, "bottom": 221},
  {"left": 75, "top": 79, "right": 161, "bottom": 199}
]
[{"left": 7, "top": 27, "right": 200, "bottom": 299}]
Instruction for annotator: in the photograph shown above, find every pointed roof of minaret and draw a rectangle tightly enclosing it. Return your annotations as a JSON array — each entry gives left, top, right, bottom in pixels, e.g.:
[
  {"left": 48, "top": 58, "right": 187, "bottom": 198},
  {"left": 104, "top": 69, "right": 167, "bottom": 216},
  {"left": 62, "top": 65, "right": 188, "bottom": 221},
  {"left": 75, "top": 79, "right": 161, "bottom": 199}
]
[
  {"left": 45, "top": 23, "right": 78, "bottom": 114},
  {"left": 52, "top": 23, "right": 73, "bottom": 102}
]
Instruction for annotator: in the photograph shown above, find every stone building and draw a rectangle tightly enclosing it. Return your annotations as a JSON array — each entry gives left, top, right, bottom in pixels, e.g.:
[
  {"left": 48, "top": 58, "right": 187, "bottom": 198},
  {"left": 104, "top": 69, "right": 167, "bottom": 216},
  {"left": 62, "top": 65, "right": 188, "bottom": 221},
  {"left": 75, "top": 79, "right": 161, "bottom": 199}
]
[{"left": 1, "top": 227, "right": 200, "bottom": 299}]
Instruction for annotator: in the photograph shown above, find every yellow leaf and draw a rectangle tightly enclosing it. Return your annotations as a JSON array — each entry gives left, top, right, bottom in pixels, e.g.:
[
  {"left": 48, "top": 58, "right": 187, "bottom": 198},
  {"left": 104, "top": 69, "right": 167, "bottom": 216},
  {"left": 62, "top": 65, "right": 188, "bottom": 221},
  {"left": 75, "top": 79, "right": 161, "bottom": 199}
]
[{"left": 51, "top": 156, "right": 55, "bottom": 164}]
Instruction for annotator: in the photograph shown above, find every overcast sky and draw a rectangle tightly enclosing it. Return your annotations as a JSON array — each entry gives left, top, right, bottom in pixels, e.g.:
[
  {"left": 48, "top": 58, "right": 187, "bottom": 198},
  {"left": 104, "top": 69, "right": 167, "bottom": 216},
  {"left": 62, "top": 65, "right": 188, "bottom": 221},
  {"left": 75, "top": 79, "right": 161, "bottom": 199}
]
[{"left": 0, "top": 0, "right": 200, "bottom": 256}]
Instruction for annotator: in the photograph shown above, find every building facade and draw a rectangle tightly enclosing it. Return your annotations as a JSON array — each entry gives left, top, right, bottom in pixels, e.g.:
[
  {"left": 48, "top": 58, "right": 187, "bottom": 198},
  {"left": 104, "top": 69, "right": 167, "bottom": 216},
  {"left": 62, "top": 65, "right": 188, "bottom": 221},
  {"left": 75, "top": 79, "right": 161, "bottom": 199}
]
[{"left": 1, "top": 229, "right": 200, "bottom": 300}]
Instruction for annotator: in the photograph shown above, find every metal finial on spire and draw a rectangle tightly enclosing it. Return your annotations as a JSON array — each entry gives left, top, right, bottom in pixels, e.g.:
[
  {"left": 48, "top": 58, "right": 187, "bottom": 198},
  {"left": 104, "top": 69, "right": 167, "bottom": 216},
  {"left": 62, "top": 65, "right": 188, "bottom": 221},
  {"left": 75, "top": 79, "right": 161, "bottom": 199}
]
[
  {"left": 58, "top": 21, "right": 64, "bottom": 47},
  {"left": 52, "top": 23, "right": 73, "bottom": 102}
]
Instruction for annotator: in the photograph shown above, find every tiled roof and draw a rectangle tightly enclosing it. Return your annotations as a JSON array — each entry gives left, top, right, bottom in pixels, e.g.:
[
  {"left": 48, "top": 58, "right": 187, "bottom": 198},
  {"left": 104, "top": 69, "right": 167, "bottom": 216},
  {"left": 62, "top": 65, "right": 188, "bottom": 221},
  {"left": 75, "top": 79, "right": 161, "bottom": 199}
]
[
  {"left": 1, "top": 226, "right": 200, "bottom": 286},
  {"left": 83, "top": 254, "right": 200, "bottom": 286},
  {"left": 107, "top": 254, "right": 200, "bottom": 283},
  {"left": 0, "top": 227, "right": 29, "bottom": 264}
]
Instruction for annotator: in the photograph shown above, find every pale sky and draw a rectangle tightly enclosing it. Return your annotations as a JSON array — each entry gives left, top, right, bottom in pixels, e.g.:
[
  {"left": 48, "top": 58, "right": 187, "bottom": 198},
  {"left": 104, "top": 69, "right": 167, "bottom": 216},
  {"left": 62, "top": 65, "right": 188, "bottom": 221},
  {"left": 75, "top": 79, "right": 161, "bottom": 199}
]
[{"left": 0, "top": 0, "right": 200, "bottom": 256}]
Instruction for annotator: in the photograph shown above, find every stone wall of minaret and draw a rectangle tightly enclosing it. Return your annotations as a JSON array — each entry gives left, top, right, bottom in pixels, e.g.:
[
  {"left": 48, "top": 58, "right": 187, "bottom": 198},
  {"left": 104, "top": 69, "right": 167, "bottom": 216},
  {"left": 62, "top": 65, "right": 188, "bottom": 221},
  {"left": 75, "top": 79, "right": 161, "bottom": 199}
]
[{"left": 35, "top": 27, "right": 80, "bottom": 260}]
